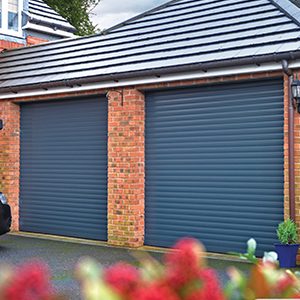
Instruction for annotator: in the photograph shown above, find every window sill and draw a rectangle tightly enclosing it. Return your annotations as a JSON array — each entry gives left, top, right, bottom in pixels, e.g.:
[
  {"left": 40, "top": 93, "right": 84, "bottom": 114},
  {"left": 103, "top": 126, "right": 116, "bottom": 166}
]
[{"left": 0, "top": 29, "right": 23, "bottom": 39}]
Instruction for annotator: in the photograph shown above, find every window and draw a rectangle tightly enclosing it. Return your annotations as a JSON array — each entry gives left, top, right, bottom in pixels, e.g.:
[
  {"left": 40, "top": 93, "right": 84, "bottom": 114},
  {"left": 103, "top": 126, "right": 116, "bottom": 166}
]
[
  {"left": 0, "top": 1, "right": 2, "bottom": 30},
  {"left": 8, "top": 0, "right": 18, "bottom": 31},
  {"left": 0, "top": 0, "right": 22, "bottom": 35}
]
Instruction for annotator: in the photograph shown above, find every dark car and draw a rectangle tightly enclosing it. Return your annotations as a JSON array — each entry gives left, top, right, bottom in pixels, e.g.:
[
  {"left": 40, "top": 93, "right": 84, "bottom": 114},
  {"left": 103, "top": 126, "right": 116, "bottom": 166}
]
[{"left": 0, "top": 192, "right": 11, "bottom": 235}]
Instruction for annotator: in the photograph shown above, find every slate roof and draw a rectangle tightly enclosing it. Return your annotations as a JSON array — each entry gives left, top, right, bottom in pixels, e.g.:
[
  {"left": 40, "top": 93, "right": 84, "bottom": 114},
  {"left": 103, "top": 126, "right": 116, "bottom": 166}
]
[
  {"left": 1, "top": 0, "right": 300, "bottom": 94},
  {"left": 25, "top": 0, "right": 77, "bottom": 33}
]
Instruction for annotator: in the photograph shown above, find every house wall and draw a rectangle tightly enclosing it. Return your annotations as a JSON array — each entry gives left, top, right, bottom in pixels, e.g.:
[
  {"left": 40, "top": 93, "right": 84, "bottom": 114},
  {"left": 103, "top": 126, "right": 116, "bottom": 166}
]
[
  {"left": 1, "top": 69, "right": 297, "bottom": 251},
  {"left": 0, "top": 101, "right": 20, "bottom": 230}
]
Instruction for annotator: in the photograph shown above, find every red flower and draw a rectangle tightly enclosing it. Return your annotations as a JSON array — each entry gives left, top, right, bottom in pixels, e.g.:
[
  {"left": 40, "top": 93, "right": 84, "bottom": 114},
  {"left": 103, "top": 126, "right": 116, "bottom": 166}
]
[
  {"left": 136, "top": 282, "right": 180, "bottom": 300},
  {"left": 274, "top": 273, "right": 295, "bottom": 296},
  {"left": 104, "top": 263, "right": 140, "bottom": 300},
  {"left": 3, "top": 259, "right": 56, "bottom": 300},
  {"left": 164, "top": 237, "right": 206, "bottom": 290},
  {"left": 184, "top": 267, "right": 224, "bottom": 300}
]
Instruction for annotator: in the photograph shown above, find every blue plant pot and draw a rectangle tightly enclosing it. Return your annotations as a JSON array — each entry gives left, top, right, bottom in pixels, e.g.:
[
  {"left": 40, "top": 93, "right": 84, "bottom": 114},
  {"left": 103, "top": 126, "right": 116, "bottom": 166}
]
[{"left": 274, "top": 243, "right": 300, "bottom": 268}]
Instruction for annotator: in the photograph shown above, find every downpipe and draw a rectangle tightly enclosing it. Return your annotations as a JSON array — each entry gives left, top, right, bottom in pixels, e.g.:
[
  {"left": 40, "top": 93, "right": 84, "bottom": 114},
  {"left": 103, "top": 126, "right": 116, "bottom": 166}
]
[{"left": 282, "top": 60, "right": 295, "bottom": 221}]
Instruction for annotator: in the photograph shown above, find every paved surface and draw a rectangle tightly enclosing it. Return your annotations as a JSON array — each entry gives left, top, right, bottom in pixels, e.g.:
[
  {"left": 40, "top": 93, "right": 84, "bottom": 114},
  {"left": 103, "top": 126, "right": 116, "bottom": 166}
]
[{"left": 0, "top": 233, "right": 262, "bottom": 299}]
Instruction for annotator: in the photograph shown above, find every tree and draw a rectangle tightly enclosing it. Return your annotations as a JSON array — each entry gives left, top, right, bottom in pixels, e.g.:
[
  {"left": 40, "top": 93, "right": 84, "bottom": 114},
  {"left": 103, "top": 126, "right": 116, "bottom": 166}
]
[{"left": 43, "top": 0, "right": 101, "bottom": 36}]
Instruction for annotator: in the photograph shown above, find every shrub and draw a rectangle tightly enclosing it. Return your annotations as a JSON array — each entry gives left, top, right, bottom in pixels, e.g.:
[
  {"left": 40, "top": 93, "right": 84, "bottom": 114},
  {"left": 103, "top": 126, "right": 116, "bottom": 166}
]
[{"left": 277, "top": 218, "right": 299, "bottom": 245}]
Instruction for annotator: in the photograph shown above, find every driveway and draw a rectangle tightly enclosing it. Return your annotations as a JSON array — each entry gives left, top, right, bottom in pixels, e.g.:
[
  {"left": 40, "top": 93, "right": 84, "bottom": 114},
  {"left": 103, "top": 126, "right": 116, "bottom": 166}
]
[{"left": 0, "top": 233, "right": 255, "bottom": 299}]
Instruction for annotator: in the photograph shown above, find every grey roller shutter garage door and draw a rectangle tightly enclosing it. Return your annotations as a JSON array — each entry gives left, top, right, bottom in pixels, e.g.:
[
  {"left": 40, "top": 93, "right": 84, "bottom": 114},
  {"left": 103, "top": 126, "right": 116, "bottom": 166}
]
[
  {"left": 20, "top": 96, "right": 107, "bottom": 241},
  {"left": 145, "top": 77, "right": 284, "bottom": 256}
]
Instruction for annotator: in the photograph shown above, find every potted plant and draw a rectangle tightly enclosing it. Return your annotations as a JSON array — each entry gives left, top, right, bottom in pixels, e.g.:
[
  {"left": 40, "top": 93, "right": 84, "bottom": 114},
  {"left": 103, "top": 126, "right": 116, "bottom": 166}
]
[{"left": 274, "top": 218, "right": 300, "bottom": 267}]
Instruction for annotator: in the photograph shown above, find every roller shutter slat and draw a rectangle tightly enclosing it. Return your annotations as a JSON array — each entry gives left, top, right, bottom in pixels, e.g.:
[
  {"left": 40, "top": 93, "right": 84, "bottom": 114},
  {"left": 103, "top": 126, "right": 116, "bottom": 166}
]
[
  {"left": 20, "top": 97, "right": 108, "bottom": 241},
  {"left": 145, "top": 78, "right": 284, "bottom": 256}
]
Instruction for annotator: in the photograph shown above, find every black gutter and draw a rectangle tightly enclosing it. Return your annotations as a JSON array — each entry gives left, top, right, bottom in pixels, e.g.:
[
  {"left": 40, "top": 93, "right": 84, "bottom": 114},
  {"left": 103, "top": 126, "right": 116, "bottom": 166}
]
[{"left": 4, "top": 51, "right": 300, "bottom": 94}]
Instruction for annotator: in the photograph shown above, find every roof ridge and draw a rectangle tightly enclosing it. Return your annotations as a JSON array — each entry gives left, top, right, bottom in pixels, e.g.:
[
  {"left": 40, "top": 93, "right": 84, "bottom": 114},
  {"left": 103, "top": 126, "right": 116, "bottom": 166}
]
[
  {"left": 102, "top": 0, "right": 181, "bottom": 33},
  {"left": 269, "top": 0, "right": 300, "bottom": 26}
]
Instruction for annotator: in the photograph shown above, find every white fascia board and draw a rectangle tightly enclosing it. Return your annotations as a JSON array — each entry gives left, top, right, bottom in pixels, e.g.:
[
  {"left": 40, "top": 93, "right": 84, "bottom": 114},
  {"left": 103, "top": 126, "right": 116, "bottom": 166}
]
[
  {"left": 22, "top": 23, "right": 75, "bottom": 38},
  {"left": 0, "top": 61, "right": 289, "bottom": 101},
  {"left": 288, "top": 61, "right": 300, "bottom": 69}
]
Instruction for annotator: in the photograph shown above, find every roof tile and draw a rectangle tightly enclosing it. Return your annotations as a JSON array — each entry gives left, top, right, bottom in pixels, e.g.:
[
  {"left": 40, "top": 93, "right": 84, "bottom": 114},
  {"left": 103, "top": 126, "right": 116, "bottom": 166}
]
[{"left": 0, "top": 0, "right": 300, "bottom": 93}]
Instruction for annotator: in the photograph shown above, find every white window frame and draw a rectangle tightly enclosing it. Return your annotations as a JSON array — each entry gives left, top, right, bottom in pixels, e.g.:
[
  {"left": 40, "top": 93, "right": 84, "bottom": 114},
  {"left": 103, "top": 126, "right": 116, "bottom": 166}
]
[{"left": 0, "top": 0, "right": 23, "bottom": 37}]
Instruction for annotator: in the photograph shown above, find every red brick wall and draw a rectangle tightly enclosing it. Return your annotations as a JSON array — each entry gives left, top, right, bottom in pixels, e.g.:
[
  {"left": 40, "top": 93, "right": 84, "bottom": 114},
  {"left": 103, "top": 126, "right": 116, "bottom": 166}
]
[
  {"left": 0, "top": 101, "right": 20, "bottom": 230},
  {"left": 0, "top": 69, "right": 293, "bottom": 249},
  {"left": 107, "top": 90, "right": 145, "bottom": 247}
]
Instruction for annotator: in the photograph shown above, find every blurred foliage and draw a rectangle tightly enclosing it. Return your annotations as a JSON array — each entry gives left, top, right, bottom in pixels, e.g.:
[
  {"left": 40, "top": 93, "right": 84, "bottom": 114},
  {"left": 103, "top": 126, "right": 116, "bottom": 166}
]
[{"left": 0, "top": 237, "right": 300, "bottom": 299}]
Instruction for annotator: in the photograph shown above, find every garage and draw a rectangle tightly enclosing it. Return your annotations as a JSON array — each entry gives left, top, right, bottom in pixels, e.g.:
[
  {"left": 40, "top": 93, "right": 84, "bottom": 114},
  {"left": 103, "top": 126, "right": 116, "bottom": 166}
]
[
  {"left": 19, "top": 96, "right": 108, "bottom": 241},
  {"left": 145, "top": 78, "right": 284, "bottom": 256}
]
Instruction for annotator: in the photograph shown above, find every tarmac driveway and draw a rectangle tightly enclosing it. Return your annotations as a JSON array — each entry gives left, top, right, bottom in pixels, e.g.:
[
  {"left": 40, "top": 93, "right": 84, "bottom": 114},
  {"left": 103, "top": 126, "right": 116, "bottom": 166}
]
[{"left": 0, "top": 233, "right": 254, "bottom": 299}]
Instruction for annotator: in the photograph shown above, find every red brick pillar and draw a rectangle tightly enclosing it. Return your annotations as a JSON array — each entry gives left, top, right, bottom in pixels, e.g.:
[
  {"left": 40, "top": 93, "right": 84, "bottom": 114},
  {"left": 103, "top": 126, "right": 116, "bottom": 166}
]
[
  {"left": 107, "top": 89, "right": 145, "bottom": 247},
  {"left": 0, "top": 100, "right": 20, "bottom": 231}
]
